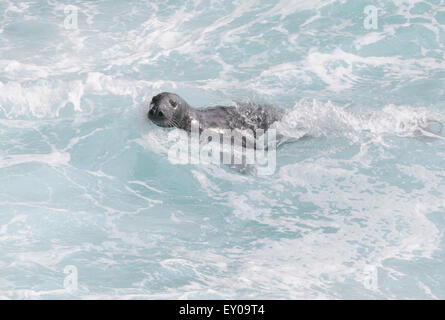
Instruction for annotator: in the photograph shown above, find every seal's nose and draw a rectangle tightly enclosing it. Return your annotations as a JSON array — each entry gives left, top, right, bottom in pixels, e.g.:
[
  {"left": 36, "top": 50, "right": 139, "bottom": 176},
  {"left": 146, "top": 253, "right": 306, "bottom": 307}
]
[
  {"left": 148, "top": 104, "right": 165, "bottom": 120},
  {"left": 148, "top": 104, "right": 158, "bottom": 117}
]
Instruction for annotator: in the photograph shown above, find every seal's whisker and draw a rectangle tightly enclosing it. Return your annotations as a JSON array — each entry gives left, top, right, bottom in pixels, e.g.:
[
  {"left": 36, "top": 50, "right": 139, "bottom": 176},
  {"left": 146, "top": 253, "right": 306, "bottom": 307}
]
[
  {"left": 171, "top": 119, "right": 180, "bottom": 128},
  {"left": 168, "top": 118, "right": 178, "bottom": 128}
]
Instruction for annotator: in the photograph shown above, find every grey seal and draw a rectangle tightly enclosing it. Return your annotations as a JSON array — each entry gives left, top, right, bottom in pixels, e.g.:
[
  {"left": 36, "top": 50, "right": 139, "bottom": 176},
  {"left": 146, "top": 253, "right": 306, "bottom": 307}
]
[{"left": 147, "top": 92, "right": 283, "bottom": 133}]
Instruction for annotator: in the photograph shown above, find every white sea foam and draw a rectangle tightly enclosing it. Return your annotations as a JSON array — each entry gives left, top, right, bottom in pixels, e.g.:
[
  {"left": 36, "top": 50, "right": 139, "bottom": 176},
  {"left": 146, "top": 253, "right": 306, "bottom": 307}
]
[{"left": 0, "top": 151, "right": 70, "bottom": 168}]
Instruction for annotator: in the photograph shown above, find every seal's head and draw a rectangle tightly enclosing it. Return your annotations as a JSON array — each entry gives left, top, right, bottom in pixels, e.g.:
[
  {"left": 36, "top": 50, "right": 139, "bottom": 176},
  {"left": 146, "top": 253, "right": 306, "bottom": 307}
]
[{"left": 147, "top": 92, "right": 190, "bottom": 128}]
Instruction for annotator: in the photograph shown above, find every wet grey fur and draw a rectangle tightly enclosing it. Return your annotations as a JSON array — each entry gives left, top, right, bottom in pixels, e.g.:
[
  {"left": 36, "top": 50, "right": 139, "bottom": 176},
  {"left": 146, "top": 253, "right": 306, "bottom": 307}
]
[{"left": 147, "top": 92, "right": 284, "bottom": 133}]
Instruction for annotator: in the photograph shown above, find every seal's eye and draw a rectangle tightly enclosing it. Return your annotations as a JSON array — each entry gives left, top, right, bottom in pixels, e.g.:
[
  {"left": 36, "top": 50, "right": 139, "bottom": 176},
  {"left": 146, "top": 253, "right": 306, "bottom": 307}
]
[{"left": 170, "top": 99, "right": 177, "bottom": 108}]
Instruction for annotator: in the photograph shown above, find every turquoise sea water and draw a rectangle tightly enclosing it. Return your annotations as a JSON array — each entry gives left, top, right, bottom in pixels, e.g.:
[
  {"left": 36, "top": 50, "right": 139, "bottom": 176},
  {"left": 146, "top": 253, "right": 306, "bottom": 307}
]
[{"left": 0, "top": 0, "right": 444, "bottom": 299}]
